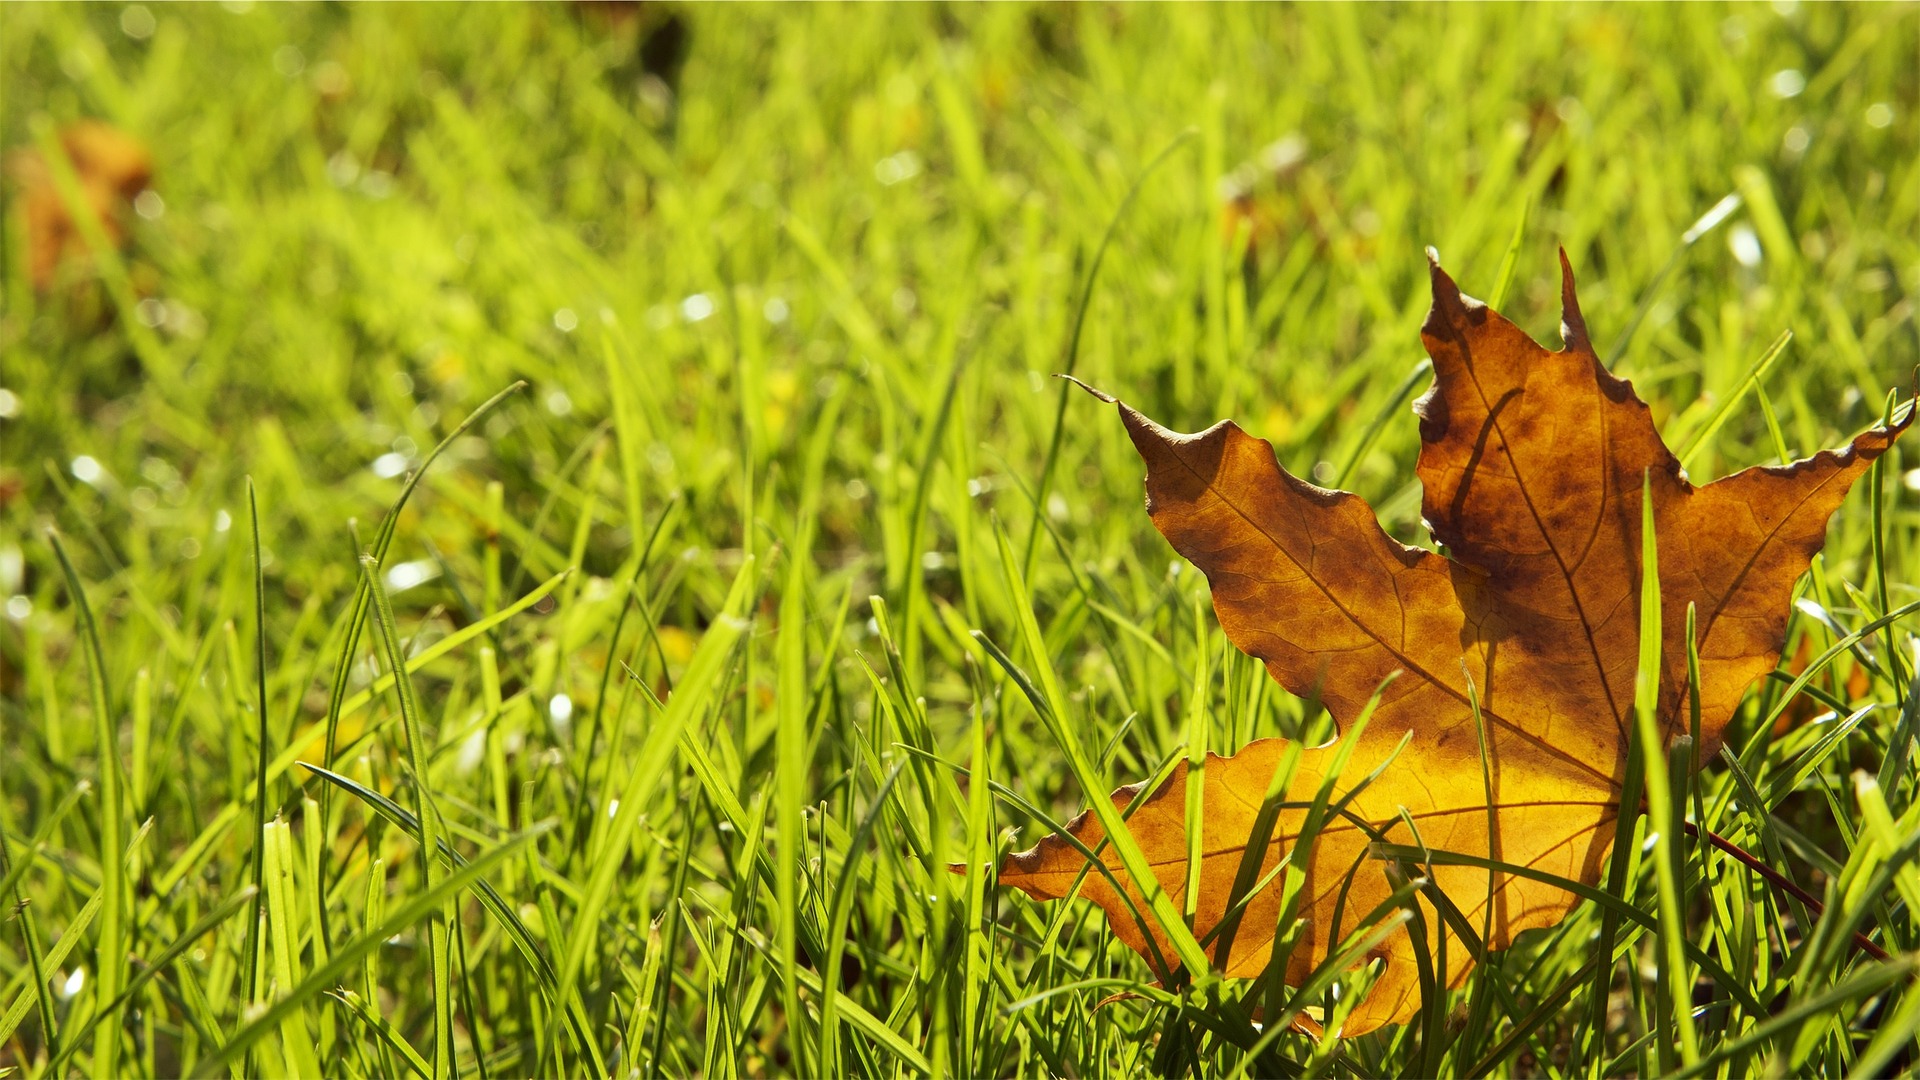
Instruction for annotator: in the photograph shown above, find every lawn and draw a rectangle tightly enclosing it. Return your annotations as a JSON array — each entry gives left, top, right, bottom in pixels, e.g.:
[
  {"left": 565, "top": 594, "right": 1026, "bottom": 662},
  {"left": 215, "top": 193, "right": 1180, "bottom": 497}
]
[{"left": 3, "top": 3, "right": 1918, "bottom": 1077}]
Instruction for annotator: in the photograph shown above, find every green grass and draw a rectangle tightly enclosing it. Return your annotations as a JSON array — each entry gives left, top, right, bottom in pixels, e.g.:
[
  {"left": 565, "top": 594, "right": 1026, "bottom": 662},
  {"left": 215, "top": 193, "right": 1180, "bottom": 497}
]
[{"left": 3, "top": 3, "right": 1918, "bottom": 1076}]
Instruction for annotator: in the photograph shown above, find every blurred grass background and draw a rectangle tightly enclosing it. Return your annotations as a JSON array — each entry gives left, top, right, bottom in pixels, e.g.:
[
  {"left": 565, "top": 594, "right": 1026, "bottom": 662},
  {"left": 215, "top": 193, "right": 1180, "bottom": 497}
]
[{"left": 2, "top": 3, "right": 1918, "bottom": 1077}]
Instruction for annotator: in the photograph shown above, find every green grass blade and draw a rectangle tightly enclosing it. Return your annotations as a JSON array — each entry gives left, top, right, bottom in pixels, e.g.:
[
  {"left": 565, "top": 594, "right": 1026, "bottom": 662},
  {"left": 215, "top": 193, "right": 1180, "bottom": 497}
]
[
  {"left": 0, "top": 780, "right": 89, "bottom": 915},
  {"left": 990, "top": 522, "right": 1210, "bottom": 981},
  {"left": 553, "top": 556, "right": 755, "bottom": 1064},
  {"left": 241, "top": 480, "right": 273, "bottom": 1014},
  {"left": 1603, "top": 191, "right": 1740, "bottom": 367},
  {"left": 1676, "top": 329, "right": 1794, "bottom": 467},
  {"left": 327, "top": 989, "right": 433, "bottom": 1080},
  {"left": 819, "top": 763, "right": 904, "bottom": 1072},
  {"left": 48, "top": 530, "right": 126, "bottom": 1078},
  {"left": 791, "top": 961, "right": 933, "bottom": 1078},
  {"left": 359, "top": 553, "right": 453, "bottom": 1079},
  {"left": 1370, "top": 843, "right": 1765, "bottom": 1017},
  {"left": 1181, "top": 598, "right": 1210, "bottom": 934},
  {"left": 1332, "top": 359, "right": 1433, "bottom": 489},
  {"left": 1842, "top": 974, "right": 1920, "bottom": 1080},
  {"left": 320, "top": 381, "right": 528, "bottom": 818},
  {"left": 1022, "top": 129, "right": 1195, "bottom": 573},
  {"left": 774, "top": 545, "right": 815, "bottom": 1075},
  {"left": 262, "top": 819, "right": 323, "bottom": 1079},
  {"left": 44, "top": 886, "right": 258, "bottom": 1074},
  {"left": 297, "top": 762, "right": 603, "bottom": 1064},
  {"left": 1671, "top": 954, "right": 1919, "bottom": 1080},
  {"left": 1486, "top": 195, "right": 1533, "bottom": 310},
  {"left": 1634, "top": 470, "right": 1698, "bottom": 1065},
  {"left": 0, "top": 888, "right": 103, "bottom": 1049},
  {"left": 190, "top": 824, "right": 551, "bottom": 1079}
]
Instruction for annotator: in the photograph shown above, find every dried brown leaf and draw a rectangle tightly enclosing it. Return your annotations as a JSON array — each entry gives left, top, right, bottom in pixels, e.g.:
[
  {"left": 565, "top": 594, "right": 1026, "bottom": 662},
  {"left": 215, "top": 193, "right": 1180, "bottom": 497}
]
[
  {"left": 9, "top": 121, "right": 152, "bottom": 291},
  {"left": 998, "top": 252, "right": 1907, "bottom": 1034}
]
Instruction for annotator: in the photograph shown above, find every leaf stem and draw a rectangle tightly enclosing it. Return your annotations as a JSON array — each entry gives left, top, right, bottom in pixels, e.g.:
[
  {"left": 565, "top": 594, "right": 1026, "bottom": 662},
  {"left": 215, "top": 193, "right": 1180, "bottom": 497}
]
[{"left": 1684, "top": 821, "right": 1888, "bottom": 962}]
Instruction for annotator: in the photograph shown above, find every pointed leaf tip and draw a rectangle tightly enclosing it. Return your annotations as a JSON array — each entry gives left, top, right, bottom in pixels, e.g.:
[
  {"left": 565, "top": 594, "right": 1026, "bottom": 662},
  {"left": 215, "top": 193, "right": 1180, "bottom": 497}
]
[
  {"left": 1557, "top": 247, "right": 1589, "bottom": 352},
  {"left": 1057, "top": 373, "right": 1117, "bottom": 403},
  {"left": 1426, "top": 250, "right": 1468, "bottom": 317}
]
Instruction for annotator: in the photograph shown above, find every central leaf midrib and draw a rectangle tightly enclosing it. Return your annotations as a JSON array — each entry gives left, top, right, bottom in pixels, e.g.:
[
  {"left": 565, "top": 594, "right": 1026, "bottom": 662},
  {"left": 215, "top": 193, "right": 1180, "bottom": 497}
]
[{"left": 1439, "top": 327, "right": 1628, "bottom": 740}]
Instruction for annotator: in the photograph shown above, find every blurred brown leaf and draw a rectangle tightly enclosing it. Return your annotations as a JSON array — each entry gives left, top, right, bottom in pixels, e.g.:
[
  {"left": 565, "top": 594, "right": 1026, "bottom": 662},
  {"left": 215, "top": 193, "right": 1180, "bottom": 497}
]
[{"left": 9, "top": 120, "right": 152, "bottom": 291}]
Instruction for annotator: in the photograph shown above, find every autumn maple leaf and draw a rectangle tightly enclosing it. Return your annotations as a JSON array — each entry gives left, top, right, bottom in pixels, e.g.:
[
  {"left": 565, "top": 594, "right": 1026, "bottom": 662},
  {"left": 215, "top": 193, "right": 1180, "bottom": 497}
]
[{"left": 996, "top": 252, "right": 1908, "bottom": 1035}]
